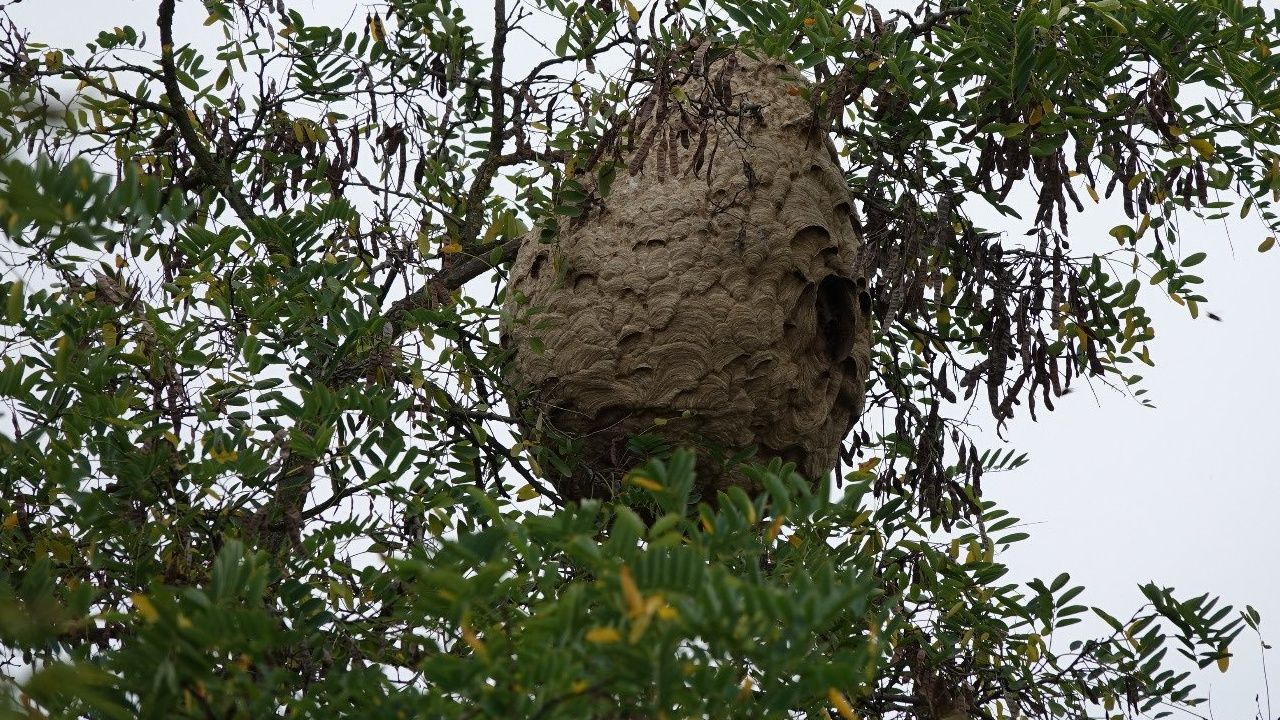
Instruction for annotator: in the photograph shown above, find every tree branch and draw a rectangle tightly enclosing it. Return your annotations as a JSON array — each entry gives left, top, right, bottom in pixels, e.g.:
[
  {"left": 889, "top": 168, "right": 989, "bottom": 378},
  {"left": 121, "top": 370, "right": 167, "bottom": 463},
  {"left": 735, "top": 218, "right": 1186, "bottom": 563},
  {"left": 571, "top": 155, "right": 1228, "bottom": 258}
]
[
  {"left": 456, "top": 0, "right": 510, "bottom": 251},
  {"left": 892, "top": 7, "right": 971, "bottom": 39},
  {"left": 157, "top": 0, "right": 283, "bottom": 256}
]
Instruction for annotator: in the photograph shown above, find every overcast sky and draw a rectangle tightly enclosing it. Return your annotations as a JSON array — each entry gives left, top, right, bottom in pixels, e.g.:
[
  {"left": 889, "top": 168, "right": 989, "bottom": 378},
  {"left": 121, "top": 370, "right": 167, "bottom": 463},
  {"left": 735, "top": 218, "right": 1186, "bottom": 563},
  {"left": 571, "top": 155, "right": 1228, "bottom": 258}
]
[{"left": 6, "top": 1, "right": 1278, "bottom": 717}]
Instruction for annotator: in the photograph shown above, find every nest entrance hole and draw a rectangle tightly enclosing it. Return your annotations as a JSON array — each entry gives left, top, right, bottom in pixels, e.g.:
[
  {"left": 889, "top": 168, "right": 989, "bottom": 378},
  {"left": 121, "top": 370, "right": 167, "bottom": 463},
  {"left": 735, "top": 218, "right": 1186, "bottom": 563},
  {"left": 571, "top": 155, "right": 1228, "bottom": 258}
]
[{"left": 815, "top": 275, "right": 857, "bottom": 363}]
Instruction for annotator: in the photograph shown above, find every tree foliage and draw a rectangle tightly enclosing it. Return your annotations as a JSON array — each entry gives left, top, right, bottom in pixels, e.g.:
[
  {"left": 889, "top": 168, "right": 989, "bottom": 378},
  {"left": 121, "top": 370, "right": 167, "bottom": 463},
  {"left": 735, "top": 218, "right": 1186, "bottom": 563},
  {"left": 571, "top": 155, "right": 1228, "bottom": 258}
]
[{"left": 0, "top": 0, "right": 1275, "bottom": 717}]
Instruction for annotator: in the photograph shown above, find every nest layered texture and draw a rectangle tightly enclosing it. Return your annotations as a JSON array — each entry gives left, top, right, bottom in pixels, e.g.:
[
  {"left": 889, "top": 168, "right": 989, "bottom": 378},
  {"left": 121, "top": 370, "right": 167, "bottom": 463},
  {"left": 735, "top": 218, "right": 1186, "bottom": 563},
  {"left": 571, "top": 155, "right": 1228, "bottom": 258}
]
[{"left": 502, "top": 51, "right": 872, "bottom": 500}]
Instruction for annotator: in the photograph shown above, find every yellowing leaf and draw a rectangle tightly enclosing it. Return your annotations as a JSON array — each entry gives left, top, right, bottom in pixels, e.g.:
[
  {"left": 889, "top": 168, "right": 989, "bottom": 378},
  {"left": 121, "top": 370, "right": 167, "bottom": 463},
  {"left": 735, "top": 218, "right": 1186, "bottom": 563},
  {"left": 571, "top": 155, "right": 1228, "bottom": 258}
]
[
  {"left": 515, "top": 483, "right": 540, "bottom": 501},
  {"left": 585, "top": 626, "right": 621, "bottom": 644},
  {"left": 1072, "top": 325, "right": 1090, "bottom": 345},
  {"left": 620, "top": 566, "right": 644, "bottom": 617},
  {"left": 857, "top": 457, "right": 881, "bottom": 473},
  {"left": 622, "top": 0, "right": 640, "bottom": 23},
  {"left": 628, "top": 595, "right": 664, "bottom": 643},
  {"left": 441, "top": 241, "right": 463, "bottom": 255},
  {"left": 132, "top": 594, "right": 159, "bottom": 622},
  {"left": 1109, "top": 224, "right": 1133, "bottom": 243},
  {"left": 1026, "top": 634, "right": 1042, "bottom": 663},
  {"left": 766, "top": 514, "right": 786, "bottom": 543},
  {"left": 1217, "top": 652, "right": 1230, "bottom": 672},
  {"left": 627, "top": 473, "right": 664, "bottom": 492},
  {"left": 1086, "top": 184, "right": 1100, "bottom": 203},
  {"left": 827, "top": 688, "right": 856, "bottom": 719},
  {"left": 461, "top": 620, "right": 488, "bottom": 660},
  {"left": 1259, "top": 236, "right": 1275, "bottom": 252},
  {"left": 803, "top": 17, "right": 817, "bottom": 27},
  {"left": 2, "top": 513, "right": 17, "bottom": 531},
  {"left": 1189, "top": 137, "right": 1215, "bottom": 159}
]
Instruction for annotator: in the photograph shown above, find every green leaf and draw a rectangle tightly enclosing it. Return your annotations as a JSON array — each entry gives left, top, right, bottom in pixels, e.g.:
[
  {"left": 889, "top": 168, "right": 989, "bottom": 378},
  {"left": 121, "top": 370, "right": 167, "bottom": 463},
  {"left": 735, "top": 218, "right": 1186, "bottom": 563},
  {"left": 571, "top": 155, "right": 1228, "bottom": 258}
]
[
  {"left": 1109, "top": 224, "right": 1134, "bottom": 241},
  {"left": 5, "top": 279, "right": 22, "bottom": 323}
]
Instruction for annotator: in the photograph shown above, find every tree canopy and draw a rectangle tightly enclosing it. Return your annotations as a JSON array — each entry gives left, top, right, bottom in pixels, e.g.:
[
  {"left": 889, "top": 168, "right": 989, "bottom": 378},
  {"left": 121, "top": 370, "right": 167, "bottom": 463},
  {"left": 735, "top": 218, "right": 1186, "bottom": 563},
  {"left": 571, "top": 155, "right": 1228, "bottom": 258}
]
[{"left": 0, "top": 0, "right": 1276, "bottom": 718}]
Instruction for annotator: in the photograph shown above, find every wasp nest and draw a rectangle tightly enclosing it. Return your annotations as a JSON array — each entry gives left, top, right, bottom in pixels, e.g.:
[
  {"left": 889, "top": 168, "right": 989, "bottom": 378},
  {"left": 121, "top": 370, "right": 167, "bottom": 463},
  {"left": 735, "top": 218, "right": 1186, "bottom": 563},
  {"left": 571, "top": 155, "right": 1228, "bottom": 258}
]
[{"left": 501, "top": 50, "right": 873, "bottom": 500}]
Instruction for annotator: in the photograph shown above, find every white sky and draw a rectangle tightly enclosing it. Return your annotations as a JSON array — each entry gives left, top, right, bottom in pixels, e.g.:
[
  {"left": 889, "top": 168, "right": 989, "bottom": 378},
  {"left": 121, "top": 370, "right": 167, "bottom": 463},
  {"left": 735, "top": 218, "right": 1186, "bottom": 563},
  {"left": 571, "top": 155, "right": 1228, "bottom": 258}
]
[{"left": 6, "top": 1, "right": 1278, "bottom": 718}]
